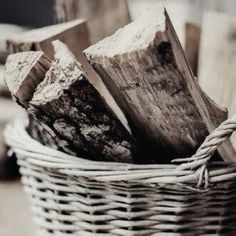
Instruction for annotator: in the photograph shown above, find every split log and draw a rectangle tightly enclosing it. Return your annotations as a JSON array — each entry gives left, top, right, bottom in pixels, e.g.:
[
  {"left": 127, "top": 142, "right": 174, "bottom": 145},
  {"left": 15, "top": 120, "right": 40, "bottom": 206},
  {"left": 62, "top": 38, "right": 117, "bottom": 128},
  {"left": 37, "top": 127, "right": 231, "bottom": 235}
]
[
  {"left": 185, "top": 22, "right": 201, "bottom": 76},
  {"left": 84, "top": 6, "right": 236, "bottom": 163},
  {"left": 4, "top": 51, "right": 62, "bottom": 149},
  {"left": 198, "top": 11, "right": 236, "bottom": 150},
  {"left": 128, "top": 0, "right": 203, "bottom": 47},
  {"left": 7, "top": 17, "right": 131, "bottom": 144},
  {"left": 5, "top": 41, "right": 137, "bottom": 163},
  {"left": 6, "top": 19, "right": 101, "bottom": 147},
  {"left": 4, "top": 51, "right": 51, "bottom": 106}
]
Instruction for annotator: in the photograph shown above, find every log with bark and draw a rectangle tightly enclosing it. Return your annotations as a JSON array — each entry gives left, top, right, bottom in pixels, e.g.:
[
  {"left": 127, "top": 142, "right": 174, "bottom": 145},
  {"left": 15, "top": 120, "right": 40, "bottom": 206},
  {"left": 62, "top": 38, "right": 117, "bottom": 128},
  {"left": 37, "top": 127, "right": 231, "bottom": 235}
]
[
  {"left": 7, "top": 18, "right": 128, "bottom": 130},
  {"left": 84, "top": 6, "right": 236, "bottom": 163},
  {"left": 4, "top": 51, "right": 61, "bottom": 149},
  {"left": 6, "top": 20, "right": 92, "bottom": 147},
  {"left": 198, "top": 11, "right": 236, "bottom": 150},
  {"left": 5, "top": 41, "right": 138, "bottom": 163}
]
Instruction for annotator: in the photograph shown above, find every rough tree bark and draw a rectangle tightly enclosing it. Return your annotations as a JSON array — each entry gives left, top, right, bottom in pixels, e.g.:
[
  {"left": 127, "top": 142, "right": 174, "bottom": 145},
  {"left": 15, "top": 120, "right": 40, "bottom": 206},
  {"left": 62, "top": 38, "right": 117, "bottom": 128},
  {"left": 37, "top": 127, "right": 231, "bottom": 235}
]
[
  {"left": 5, "top": 41, "right": 138, "bottom": 163},
  {"left": 84, "top": 7, "right": 236, "bottom": 163},
  {"left": 4, "top": 51, "right": 62, "bottom": 149},
  {"left": 6, "top": 21, "right": 92, "bottom": 147},
  {"left": 7, "top": 18, "right": 130, "bottom": 138}
]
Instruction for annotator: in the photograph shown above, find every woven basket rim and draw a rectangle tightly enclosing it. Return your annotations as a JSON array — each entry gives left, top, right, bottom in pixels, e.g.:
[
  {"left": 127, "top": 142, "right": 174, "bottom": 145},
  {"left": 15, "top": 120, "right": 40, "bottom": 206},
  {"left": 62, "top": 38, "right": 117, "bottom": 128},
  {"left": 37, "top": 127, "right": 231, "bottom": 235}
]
[{"left": 4, "top": 117, "right": 236, "bottom": 188}]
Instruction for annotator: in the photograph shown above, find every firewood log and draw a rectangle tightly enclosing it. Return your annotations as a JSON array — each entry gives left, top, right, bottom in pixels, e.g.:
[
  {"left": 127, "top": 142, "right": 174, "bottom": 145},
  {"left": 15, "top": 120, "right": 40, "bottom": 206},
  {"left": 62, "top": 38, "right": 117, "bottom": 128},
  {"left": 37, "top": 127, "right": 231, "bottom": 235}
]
[
  {"left": 5, "top": 41, "right": 137, "bottom": 163},
  {"left": 199, "top": 11, "right": 236, "bottom": 150},
  {"left": 6, "top": 20, "right": 91, "bottom": 147},
  {"left": 4, "top": 51, "right": 62, "bottom": 149},
  {"left": 84, "top": 6, "right": 236, "bottom": 163},
  {"left": 7, "top": 18, "right": 130, "bottom": 139}
]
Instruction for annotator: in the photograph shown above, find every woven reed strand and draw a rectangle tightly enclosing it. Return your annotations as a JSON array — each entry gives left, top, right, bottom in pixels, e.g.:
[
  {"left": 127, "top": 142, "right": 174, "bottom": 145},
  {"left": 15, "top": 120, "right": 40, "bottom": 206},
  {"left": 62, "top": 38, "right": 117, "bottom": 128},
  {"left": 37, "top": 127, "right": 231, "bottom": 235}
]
[{"left": 4, "top": 115, "right": 236, "bottom": 235}]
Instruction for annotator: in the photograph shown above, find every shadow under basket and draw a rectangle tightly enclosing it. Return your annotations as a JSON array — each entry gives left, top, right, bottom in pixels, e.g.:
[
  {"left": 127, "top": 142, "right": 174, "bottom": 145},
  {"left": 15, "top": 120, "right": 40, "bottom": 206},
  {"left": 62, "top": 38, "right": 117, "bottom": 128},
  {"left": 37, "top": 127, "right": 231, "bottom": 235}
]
[{"left": 4, "top": 116, "right": 236, "bottom": 236}]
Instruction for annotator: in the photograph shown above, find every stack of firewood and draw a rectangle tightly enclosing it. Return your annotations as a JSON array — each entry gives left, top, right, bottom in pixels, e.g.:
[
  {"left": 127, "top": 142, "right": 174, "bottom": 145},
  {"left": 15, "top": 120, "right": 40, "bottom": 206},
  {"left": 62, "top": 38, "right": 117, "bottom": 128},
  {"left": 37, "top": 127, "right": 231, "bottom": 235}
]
[
  {"left": 4, "top": 6, "right": 236, "bottom": 164},
  {"left": 0, "top": 0, "right": 131, "bottom": 178}
]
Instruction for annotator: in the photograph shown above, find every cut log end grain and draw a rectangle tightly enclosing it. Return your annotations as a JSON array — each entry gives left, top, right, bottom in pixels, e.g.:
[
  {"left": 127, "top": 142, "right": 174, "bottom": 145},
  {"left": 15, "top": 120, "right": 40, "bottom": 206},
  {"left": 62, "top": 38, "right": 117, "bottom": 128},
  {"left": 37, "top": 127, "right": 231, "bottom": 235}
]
[
  {"left": 5, "top": 51, "right": 51, "bottom": 107},
  {"left": 4, "top": 52, "right": 60, "bottom": 149},
  {"left": 84, "top": 6, "right": 236, "bottom": 163}
]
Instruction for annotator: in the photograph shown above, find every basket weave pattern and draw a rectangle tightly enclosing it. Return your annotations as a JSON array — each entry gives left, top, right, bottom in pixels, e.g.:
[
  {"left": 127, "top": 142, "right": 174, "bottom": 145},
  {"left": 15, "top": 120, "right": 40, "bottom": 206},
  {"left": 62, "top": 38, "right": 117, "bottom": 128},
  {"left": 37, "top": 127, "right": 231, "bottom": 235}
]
[{"left": 4, "top": 116, "right": 236, "bottom": 235}]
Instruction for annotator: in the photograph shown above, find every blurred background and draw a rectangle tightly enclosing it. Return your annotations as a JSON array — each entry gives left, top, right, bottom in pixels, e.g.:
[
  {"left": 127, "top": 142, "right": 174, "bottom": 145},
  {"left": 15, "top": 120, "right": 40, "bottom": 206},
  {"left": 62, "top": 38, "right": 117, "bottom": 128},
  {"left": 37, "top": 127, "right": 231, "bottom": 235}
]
[{"left": 1, "top": 0, "right": 236, "bottom": 235}]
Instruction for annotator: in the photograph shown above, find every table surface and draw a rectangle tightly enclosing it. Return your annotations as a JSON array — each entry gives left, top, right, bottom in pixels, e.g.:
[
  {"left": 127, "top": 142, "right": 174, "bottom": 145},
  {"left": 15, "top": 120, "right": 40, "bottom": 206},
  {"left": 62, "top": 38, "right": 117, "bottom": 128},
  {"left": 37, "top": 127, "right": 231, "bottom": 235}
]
[{"left": 0, "top": 180, "right": 36, "bottom": 236}]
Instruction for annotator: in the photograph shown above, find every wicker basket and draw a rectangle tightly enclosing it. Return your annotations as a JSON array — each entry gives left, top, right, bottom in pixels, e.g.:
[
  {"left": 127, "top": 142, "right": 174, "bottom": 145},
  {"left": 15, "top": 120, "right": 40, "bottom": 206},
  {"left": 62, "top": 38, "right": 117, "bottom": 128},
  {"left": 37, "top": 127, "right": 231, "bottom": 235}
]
[{"left": 4, "top": 115, "right": 236, "bottom": 235}]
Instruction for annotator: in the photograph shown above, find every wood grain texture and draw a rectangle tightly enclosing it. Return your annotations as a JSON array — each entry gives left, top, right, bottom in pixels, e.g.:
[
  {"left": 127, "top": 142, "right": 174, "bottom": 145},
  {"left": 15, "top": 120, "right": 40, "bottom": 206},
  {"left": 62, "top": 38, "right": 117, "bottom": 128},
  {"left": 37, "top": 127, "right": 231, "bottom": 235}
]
[
  {"left": 199, "top": 11, "right": 236, "bottom": 150},
  {"left": 185, "top": 22, "right": 201, "bottom": 76},
  {"left": 6, "top": 20, "right": 131, "bottom": 157},
  {"left": 5, "top": 41, "right": 138, "bottom": 163},
  {"left": 4, "top": 51, "right": 62, "bottom": 150},
  {"left": 85, "top": 7, "right": 236, "bottom": 163},
  {"left": 4, "top": 51, "right": 51, "bottom": 106},
  {"left": 7, "top": 18, "right": 130, "bottom": 136}
]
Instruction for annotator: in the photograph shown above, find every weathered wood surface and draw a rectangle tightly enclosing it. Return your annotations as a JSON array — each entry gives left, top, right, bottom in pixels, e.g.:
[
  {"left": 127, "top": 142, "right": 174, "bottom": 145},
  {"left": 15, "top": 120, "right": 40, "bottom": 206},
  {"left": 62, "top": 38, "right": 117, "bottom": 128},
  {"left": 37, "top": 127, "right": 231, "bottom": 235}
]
[
  {"left": 185, "top": 22, "right": 201, "bottom": 76},
  {"left": 55, "top": 0, "right": 130, "bottom": 43},
  {"left": 128, "top": 0, "right": 203, "bottom": 47},
  {"left": 5, "top": 41, "right": 137, "bottom": 162},
  {"left": 4, "top": 51, "right": 61, "bottom": 149},
  {"left": 198, "top": 11, "right": 236, "bottom": 150},
  {"left": 7, "top": 19, "right": 129, "bottom": 132},
  {"left": 4, "top": 51, "right": 51, "bottom": 106},
  {"left": 85, "top": 7, "right": 236, "bottom": 163}
]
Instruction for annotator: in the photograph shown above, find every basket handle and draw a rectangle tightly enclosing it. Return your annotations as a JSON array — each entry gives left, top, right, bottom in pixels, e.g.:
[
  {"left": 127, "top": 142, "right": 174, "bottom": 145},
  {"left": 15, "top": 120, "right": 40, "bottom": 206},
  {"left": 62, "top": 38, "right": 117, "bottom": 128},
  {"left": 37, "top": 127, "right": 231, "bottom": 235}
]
[{"left": 172, "top": 114, "right": 236, "bottom": 188}]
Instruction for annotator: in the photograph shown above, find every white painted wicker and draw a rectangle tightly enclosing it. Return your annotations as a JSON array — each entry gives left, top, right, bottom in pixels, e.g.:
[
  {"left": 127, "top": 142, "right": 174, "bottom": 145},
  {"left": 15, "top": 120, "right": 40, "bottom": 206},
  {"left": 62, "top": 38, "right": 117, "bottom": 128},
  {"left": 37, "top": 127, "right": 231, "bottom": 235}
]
[{"left": 4, "top": 115, "right": 236, "bottom": 235}]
